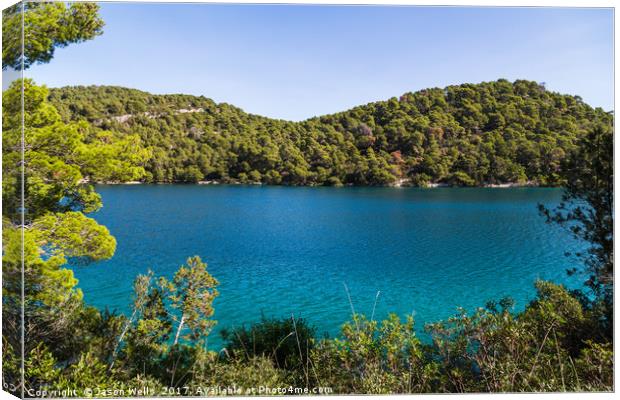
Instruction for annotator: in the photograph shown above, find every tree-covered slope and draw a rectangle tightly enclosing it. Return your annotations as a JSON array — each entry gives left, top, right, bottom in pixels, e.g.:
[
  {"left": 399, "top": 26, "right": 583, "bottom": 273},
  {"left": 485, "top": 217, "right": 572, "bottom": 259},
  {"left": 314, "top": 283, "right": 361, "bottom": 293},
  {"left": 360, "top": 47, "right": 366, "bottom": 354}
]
[{"left": 48, "top": 79, "right": 613, "bottom": 186}]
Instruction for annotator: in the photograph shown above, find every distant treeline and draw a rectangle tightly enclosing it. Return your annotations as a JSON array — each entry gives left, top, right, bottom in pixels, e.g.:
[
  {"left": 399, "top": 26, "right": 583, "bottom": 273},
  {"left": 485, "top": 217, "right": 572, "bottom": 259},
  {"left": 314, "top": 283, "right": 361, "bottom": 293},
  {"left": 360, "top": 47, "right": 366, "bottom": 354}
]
[{"left": 48, "top": 79, "right": 613, "bottom": 186}]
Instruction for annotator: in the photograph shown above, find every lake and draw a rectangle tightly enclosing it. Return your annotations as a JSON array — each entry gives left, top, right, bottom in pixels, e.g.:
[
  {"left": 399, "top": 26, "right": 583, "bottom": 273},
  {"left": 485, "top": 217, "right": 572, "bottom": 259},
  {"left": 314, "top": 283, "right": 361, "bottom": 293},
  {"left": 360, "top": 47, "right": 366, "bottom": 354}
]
[{"left": 72, "top": 185, "right": 583, "bottom": 348}]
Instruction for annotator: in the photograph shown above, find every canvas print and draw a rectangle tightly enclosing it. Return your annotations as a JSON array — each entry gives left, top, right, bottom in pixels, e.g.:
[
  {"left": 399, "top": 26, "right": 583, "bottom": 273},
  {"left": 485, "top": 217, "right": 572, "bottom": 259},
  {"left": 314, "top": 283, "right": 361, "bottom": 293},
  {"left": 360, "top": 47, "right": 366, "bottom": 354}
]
[{"left": 1, "top": 1, "right": 614, "bottom": 397}]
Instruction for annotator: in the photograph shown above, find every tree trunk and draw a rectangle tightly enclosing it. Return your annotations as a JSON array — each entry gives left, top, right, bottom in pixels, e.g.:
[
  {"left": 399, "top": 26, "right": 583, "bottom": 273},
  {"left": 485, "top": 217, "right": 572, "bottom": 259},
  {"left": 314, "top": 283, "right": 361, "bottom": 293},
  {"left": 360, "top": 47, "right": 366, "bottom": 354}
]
[
  {"left": 173, "top": 314, "right": 185, "bottom": 346},
  {"left": 109, "top": 306, "right": 139, "bottom": 370}
]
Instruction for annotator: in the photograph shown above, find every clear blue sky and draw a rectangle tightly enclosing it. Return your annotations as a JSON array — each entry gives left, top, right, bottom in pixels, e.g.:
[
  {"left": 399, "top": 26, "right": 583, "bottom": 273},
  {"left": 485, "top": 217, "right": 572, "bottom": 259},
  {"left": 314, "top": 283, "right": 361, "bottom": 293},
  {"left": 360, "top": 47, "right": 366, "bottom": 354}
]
[{"left": 22, "top": 3, "right": 614, "bottom": 121}]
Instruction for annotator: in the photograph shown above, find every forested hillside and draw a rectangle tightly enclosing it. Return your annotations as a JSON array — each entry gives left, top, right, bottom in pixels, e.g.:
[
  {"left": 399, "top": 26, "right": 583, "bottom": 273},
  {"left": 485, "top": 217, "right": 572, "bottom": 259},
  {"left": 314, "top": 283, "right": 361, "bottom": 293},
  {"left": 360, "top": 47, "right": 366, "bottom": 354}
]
[{"left": 48, "top": 79, "right": 613, "bottom": 186}]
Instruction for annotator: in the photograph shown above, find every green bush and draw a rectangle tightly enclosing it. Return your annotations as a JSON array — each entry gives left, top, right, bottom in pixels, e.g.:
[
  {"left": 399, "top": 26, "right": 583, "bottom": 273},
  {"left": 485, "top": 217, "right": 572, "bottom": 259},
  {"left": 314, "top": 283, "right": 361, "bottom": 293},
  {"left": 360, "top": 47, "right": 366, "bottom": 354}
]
[
  {"left": 190, "top": 351, "right": 288, "bottom": 394},
  {"left": 311, "top": 314, "right": 441, "bottom": 394},
  {"left": 221, "top": 316, "right": 316, "bottom": 375}
]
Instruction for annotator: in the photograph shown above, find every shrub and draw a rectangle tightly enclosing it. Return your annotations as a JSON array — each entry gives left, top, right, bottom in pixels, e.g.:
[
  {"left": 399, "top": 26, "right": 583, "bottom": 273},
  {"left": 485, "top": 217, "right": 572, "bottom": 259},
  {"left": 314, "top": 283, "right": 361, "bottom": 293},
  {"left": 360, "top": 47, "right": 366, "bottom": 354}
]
[
  {"left": 190, "top": 351, "right": 288, "bottom": 394},
  {"left": 311, "top": 314, "right": 440, "bottom": 394},
  {"left": 221, "top": 315, "right": 316, "bottom": 374},
  {"left": 426, "top": 281, "right": 612, "bottom": 393}
]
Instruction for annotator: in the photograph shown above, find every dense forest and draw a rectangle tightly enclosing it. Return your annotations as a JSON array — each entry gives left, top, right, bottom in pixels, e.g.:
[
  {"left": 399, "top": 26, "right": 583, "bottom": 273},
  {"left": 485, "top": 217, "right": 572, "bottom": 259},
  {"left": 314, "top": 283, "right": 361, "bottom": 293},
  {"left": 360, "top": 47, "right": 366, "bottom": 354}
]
[{"left": 48, "top": 80, "right": 613, "bottom": 186}]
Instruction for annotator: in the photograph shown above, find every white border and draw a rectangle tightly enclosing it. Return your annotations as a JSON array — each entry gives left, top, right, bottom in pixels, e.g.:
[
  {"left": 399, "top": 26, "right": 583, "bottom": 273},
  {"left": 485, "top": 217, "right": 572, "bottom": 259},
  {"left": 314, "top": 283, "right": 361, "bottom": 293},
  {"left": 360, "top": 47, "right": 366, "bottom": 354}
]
[
  {"left": 0, "top": 1, "right": 616, "bottom": 7},
  {"left": 0, "top": 1, "right": 616, "bottom": 400}
]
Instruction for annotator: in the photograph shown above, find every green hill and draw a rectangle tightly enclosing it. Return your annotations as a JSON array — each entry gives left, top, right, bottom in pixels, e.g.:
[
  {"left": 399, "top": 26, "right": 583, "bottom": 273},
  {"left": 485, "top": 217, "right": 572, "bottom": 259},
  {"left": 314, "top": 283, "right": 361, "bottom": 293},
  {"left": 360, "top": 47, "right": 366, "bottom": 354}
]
[{"left": 48, "top": 79, "right": 612, "bottom": 186}]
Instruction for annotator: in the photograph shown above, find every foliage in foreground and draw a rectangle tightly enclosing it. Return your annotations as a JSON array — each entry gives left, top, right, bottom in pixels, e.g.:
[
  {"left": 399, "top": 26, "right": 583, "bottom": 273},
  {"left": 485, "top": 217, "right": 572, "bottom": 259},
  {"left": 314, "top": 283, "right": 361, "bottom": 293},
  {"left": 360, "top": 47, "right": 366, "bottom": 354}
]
[
  {"left": 2, "top": 2, "right": 104, "bottom": 70},
  {"left": 220, "top": 315, "right": 316, "bottom": 376},
  {"left": 2, "top": 268, "right": 613, "bottom": 395},
  {"left": 539, "top": 123, "right": 614, "bottom": 332}
]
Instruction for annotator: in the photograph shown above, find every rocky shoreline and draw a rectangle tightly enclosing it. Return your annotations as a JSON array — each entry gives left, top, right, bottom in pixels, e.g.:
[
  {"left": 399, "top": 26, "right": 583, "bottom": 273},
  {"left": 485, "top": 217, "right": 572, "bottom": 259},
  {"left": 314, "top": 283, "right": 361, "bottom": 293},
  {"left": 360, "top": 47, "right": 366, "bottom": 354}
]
[{"left": 94, "top": 179, "right": 542, "bottom": 188}]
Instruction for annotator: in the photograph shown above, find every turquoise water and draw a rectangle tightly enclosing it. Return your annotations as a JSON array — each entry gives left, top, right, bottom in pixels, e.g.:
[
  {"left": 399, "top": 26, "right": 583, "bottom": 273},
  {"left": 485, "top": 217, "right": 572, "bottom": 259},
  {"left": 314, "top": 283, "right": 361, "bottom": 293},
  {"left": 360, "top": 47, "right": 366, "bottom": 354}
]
[{"left": 73, "top": 186, "right": 582, "bottom": 348}]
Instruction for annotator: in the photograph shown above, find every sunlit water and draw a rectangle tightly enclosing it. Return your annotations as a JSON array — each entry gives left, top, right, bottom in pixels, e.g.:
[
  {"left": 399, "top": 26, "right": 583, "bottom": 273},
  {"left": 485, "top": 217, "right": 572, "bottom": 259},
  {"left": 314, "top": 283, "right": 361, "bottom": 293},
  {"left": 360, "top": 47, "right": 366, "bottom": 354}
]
[{"left": 72, "top": 185, "right": 583, "bottom": 348}]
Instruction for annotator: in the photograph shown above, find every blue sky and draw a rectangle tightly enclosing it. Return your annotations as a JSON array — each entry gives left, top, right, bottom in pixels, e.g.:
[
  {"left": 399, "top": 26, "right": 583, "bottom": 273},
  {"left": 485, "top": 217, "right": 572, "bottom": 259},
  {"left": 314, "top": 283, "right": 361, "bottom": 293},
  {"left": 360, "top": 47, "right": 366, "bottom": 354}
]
[{"left": 19, "top": 3, "right": 614, "bottom": 120}]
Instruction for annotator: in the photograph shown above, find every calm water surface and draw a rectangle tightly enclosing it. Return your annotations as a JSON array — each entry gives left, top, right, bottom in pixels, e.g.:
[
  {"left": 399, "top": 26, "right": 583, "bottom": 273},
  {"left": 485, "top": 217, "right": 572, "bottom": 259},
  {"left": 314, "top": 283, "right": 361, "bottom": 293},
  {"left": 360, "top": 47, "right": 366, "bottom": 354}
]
[{"left": 73, "top": 186, "right": 582, "bottom": 347}]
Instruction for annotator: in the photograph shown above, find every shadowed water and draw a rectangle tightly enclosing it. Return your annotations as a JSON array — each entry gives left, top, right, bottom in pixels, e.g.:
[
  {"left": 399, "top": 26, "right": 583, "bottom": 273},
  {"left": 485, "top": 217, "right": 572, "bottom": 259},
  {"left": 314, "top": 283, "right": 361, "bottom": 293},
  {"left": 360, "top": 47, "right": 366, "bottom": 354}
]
[{"left": 72, "top": 185, "right": 583, "bottom": 348}]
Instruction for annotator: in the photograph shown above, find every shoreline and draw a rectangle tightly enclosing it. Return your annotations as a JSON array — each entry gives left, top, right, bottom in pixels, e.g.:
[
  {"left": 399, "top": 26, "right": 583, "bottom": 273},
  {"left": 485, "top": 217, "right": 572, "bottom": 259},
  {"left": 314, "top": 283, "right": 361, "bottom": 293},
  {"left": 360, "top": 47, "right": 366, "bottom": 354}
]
[{"left": 94, "top": 180, "right": 549, "bottom": 188}]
